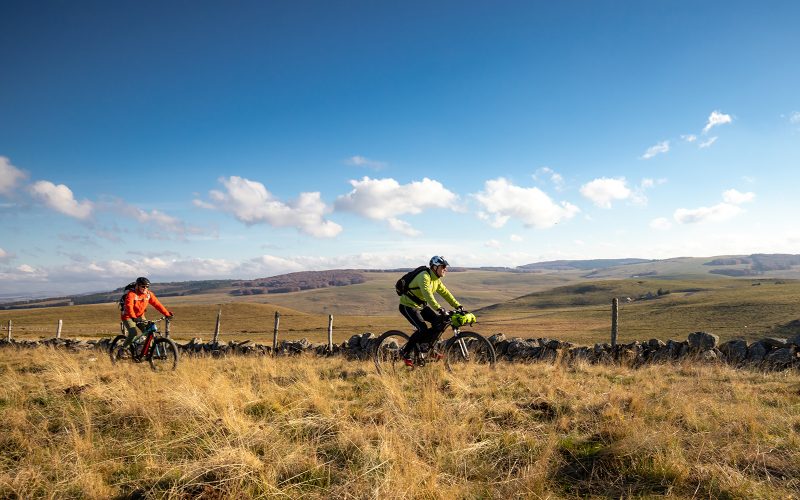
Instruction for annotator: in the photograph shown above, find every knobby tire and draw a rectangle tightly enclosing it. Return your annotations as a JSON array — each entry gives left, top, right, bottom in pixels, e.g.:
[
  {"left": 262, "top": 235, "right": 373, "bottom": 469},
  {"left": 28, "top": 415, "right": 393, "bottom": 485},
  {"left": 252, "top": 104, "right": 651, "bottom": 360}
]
[
  {"left": 373, "top": 330, "right": 410, "bottom": 375},
  {"left": 149, "top": 337, "right": 179, "bottom": 371},
  {"left": 444, "top": 331, "right": 496, "bottom": 371}
]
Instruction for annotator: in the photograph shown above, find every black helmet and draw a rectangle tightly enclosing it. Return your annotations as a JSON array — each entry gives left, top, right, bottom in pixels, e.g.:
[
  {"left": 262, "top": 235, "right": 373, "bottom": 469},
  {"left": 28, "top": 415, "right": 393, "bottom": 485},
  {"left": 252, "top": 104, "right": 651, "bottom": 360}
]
[
  {"left": 429, "top": 255, "right": 449, "bottom": 268},
  {"left": 135, "top": 277, "right": 151, "bottom": 287}
]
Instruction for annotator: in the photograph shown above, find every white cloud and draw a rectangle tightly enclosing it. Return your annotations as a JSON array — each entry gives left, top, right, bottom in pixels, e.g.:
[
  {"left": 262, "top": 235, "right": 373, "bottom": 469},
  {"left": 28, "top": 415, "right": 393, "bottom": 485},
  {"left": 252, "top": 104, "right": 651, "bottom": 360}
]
[
  {"left": 641, "top": 141, "right": 670, "bottom": 160},
  {"left": 673, "top": 188, "right": 754, "bottom": 224},
  {"left": 473, "top": 177, "right": 579, "bottom": 228},
  {"left": 699, "top": 136, "right": 718, "bottom": 149},
  {"left": 335, "top": 176, "right": 458, "bottom": 234},
  {"left": 580, "top": 177, "right": 632, "bottom": 208},
  {"left": 485, "top": 239, "right": 501, "bottom": 249},
  {"left": 104, "top": 198, "right": 202, "bottom": 239},
  {"left": 0, "top": 157, "right": 28, "bottom": 195},
  {"left": 510, "top": 234, "right": 523, "bottom": 242},
  {"left": 0, "top": 247, "right": 12, "bottom": 262},
  {"left": 533, "top": 167, "right": 565, "bottom": 190},
  {"left": 198, "top": 176, "right": 342, "bottom": 238},
  {"left": 28, "top": 180, "right": 94, "bottom": 219},
  {"left": 387, "top": 217, "right": 421, "bottom": 237},
  {"left": 790, "top": 112, "right": 800, "bottom": 124},
  {"left": 650, "top": 217, "right": 672, "bottom": 230},
  {"left": 344, "top": 155, "right": 387, "bottom": 170},
  {"left": 674, "top": 203, "right": 743, "bottom": 224},
  {"left": 722, "top": 189, "right": 755, "bottom": 204},
  {"left": 703, "top": 110, "right": 732, "bottom": 133},
  {"left": 681, "top": 134, "right": 697, "bottom": 143}
]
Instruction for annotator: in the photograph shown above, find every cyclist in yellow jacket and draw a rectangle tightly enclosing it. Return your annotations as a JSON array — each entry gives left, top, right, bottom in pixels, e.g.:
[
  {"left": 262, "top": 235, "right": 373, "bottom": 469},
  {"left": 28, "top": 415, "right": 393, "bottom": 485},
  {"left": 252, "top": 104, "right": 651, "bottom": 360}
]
[
  {"left": 399, "top": 255, "right": 462, "bottom": 366},
  {"left": 120, "top": 277, "right": 173, "bottom": 348}
]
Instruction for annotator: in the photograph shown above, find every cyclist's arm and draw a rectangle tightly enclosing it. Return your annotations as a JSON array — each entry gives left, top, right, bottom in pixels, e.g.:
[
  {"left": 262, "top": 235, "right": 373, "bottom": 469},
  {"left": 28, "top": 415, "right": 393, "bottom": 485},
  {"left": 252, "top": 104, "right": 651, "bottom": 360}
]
[
  {"left": 148, "top": 291, "right": 171, "bottom": 317},
  {"left": 436, "top": 281, "right": 460, "bottom": 309}
]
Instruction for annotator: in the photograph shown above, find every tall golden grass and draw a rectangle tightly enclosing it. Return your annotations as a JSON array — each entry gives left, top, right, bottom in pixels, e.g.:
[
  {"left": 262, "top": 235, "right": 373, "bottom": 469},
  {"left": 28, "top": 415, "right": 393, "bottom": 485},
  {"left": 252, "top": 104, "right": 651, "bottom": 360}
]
[{"left": 1, "top": 348, "right": 798, "bottom": 498}]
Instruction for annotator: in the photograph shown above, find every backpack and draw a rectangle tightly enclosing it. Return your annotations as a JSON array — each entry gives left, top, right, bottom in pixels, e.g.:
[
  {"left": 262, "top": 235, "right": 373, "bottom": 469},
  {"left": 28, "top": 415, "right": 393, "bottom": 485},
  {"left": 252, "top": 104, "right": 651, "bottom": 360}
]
[
  {"left": 395, "top": 266, "right": 429, "bottom": 305},
  {"left": 117, "top": 282, "right": 137, "bottom": 312}
]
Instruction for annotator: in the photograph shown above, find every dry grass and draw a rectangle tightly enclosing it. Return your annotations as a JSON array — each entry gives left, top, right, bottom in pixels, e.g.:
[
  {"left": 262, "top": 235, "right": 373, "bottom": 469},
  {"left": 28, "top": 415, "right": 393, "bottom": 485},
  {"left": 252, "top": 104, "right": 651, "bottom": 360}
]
[{"left": 1, "top": 348, "right": 799, "bottom": 498}]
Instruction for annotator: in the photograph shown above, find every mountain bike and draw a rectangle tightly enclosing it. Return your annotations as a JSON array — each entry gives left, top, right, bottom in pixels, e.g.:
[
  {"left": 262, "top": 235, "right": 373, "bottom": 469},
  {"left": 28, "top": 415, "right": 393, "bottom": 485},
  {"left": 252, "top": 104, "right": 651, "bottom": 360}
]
[
  {"left": 109, "top": 317, "right": 179, "bottom": 372},
  {"left": 373, "top": 310, "right": 496, "bottom": 374}
]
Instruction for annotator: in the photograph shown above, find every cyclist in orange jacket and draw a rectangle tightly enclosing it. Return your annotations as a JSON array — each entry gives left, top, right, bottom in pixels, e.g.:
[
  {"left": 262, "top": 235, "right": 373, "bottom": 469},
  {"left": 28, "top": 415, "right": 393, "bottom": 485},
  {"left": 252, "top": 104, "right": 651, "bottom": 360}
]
[{"left": 120, "top": 277, "right": 173, "bottom": 348}]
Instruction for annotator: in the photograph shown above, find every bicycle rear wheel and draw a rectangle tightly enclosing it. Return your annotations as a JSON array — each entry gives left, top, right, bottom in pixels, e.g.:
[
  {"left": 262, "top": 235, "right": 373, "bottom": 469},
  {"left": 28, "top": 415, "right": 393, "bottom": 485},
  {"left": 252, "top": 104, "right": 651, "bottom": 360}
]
[
  {"left": 109, "top": 335, "right": 132, "bottom": 364},
  {"left": 373, "top": 330, "right": 410, "bottom": 375},
  {"left": 149, "top": 338, "right": 179, "bottom": 372},
  {"left": 444, "top": 331, "right": 496, "bottom": 371}
]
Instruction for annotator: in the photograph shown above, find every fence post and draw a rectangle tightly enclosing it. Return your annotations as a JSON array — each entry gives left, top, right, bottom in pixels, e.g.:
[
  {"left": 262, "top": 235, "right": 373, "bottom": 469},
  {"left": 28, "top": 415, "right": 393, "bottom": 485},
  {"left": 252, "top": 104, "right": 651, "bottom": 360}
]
[
  {"left": 5, "top": 320, "right": 10, "bottom": 341},
  {"left": 56, "top": 319, "right": 62, "bottom": 339},
  {"left": 272, "top": 311, "right": 280, "bottom": 356},
  {"left": 327, "top": 314, "right": 333, "bottom": 353},
  {"left": 213, "top": 308, "right": 221, "bottom": 344},
  {"left": 611, "top": 298, "right": 619, "bottom": 347}
]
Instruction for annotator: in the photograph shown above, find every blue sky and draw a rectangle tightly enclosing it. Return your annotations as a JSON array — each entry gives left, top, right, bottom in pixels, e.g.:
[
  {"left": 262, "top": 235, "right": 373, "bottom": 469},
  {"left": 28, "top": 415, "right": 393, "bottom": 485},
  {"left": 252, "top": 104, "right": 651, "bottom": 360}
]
[{"left": 1, "top": 1, "right": 799, "bottom": 297}]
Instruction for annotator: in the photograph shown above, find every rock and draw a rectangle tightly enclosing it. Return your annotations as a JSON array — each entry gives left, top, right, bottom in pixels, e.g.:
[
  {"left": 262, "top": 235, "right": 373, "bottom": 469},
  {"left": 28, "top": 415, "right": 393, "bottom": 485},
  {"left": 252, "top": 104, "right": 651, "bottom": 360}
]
[
  {"left": 699, "top": 349, "right": 718, "bottom": 361},
  {"left": 488, "top": 333, "right": 506, "bottom": 345},
  {"left": 761, "top": 337, "right": 788, "bottom": 349},
  {"left": 765, "top": 346, "right": 798, "bottom": 368},
  {"left": 718, "top": 339, "right": 748, "bottom": 364},
  {"left": 687, "top": 331, "right": 719, "bottom": 350},
  {"left": 747, "top": 341, "right": 769, "bottom": 362},
  {"left": 647, "top": 338, "right": 665, "bottom": 349},
  {"left": 788, "top": 334, "right": 800, "bottom": 346}
]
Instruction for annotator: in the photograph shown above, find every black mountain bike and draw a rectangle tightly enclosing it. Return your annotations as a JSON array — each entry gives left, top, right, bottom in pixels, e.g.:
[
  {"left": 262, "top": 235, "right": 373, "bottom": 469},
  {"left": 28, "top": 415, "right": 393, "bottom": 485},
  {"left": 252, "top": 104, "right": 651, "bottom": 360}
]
[
  {"left": 373, "top": 310, "right": 496, "bottom": 374},
  {"left": 110, "top": 317, "right": 179, "bottom": 372}
]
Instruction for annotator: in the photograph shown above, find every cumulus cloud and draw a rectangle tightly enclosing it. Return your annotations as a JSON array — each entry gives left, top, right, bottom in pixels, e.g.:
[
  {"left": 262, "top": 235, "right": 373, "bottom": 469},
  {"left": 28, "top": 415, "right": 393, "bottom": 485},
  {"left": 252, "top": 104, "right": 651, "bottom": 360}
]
[
  {"left": 197, "top": 176, "right": 342, "bottom": 238},
  {"left": 0, "top": 247, "right": 13, "bottom": 262},
  {"left": 344, "top": 155, "right": 387, "bottom": 170},
  {"left": 703, "top": 110, "right": 732, "bottom": 133},
  {"left": 722, "top": 188, "right": 755, "bottom": 204},
  {"left": 673, "top": 188, "right": 754, "bottom": 224},
  {"left": 473, "top": 178, "right": 579, "bottom": 228},
  {"left": 791, "top": 112, "right": 800, "bottom": 124},
  {"left": 681, "top": 134, "right": 697, "bottom": 143},
  {"left": 0, "top": 157, "right": 28, "bottom": 195},
  {"left": 387, "top": 218, "right": 421, "bottom": 237},
  {"left": 510, "top": 234, "right": 523, "bottom": 242},
  {"left": 485, "top": 239, "right": 501, "bottom": 249},
  {"left": 28, "top": 180, "right": 94, "bottom": 219},
  {"left": 334, "top": 176, "right": 458, "bottom": 234},
  {"left": 641, "top": 141, "right": 670, "bottom": 160},
  {"left": 580, "top": 177, "right": 632, "bottom": 208},
  {"left": 533, "top": 167, "right": 565, "bottom": 190},
  {"left": 103, "top": 198, "right": 203, "bottom": 239},
  {"left": 699, "top": 136, "right": 718, "bottom": 149}
]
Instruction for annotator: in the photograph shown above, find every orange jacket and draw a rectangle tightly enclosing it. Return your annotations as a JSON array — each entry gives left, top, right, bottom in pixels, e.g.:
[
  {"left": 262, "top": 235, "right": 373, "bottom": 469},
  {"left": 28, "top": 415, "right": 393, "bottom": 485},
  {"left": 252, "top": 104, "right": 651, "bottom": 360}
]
[{"left": 121, "top": 289, "right": 171, "bottom": 321}]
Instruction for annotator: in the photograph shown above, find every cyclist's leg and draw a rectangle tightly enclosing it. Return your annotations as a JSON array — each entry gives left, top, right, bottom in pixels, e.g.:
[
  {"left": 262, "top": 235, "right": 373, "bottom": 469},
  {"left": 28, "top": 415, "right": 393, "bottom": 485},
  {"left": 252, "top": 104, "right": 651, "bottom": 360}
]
[
  {"left": 399, "top": 304, "right": 428, "bottom": 358},
  {"left": 121, "top": 317, "right": 145, "bottom": 348}
]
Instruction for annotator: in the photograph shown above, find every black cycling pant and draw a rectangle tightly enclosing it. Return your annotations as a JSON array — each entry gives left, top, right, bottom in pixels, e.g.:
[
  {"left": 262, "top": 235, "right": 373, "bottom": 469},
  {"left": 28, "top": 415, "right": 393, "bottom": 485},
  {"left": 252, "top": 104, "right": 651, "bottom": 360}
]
[{"left": 399, "top": 304, "right": 444, "bottom": 355}]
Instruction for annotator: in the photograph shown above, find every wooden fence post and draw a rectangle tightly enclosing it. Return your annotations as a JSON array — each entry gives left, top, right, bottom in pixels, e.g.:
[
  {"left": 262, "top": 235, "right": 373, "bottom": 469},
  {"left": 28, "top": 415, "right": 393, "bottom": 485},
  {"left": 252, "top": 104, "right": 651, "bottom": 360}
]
[
  {"left": 611, "top": 298, "right": 619, "bottom": 347},
  {"left": 327, "top": 314, "right": 334, "bottom": 353},
  {"left": 56, "top": 319, "right": 62, "bottom": 339},
  {"left": 272, "top": 311, "right": 280, "bottom": 356},
  {"left": 5, "top": 320, "right": 10, "bottom": 341},
  {"left": 213, "top": 308, "right": 221, "bottom": 344}
]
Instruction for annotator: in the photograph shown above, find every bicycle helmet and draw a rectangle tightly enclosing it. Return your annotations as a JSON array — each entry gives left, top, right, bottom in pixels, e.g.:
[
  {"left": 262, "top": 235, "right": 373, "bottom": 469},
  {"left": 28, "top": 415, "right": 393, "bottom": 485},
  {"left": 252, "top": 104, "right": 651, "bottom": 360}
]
[
  {"left": 135, "top": 277, "right": 151, "bottom": 287},
  {"left": 429, "top": 255, "right": 449, "bottom": 268}
]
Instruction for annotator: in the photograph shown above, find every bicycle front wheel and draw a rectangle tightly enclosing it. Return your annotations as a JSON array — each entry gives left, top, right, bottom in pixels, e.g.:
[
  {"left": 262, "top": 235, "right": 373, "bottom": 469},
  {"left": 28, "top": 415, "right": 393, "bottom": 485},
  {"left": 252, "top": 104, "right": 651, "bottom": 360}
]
[
  {"left": 109, "top": 335, "right": 132, "bottom": 364},
  {"left": 373, "top": 330, "right": 410, "bottom": 375},
  {"left": 444, "top": 331, "right": 496, "bottom": 371},
  {"left": 149, "top": 338, "right": 179, "bottom": 372}
]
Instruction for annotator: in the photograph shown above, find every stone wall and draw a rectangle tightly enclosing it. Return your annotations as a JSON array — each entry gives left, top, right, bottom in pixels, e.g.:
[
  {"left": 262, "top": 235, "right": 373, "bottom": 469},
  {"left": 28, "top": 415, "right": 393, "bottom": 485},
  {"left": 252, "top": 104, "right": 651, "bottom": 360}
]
[{"left": 2, "top": 330, "right": 799, "bottom": 370}]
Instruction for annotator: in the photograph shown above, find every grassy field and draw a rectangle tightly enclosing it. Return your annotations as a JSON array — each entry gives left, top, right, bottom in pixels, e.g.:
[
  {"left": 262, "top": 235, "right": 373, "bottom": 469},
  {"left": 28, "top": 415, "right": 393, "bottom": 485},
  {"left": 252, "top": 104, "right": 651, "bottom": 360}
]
[
  {"left": 2, "top": 276, "right": 799, "bottom": 347},
  {"left": 1, "top": 349, "right": 798, "bottom": 498}
]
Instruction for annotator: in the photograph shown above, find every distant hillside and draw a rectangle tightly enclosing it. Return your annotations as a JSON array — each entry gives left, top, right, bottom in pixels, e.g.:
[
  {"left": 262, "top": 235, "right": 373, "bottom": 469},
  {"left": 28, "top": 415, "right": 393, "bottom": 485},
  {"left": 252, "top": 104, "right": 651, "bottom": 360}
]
[
  {"left": 229, "top": 270, "right": 367, "bottom": 295},
  {"left": 518, "top": 258, "right": 653, "bottom": 271}
]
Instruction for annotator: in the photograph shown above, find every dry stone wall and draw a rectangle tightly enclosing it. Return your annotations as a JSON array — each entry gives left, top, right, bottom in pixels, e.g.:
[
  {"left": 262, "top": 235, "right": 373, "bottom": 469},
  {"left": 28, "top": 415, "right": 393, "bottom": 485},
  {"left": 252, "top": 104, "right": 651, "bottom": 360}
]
[{"left": 2, "top": 331, "right": 799, "bottom": 370}]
